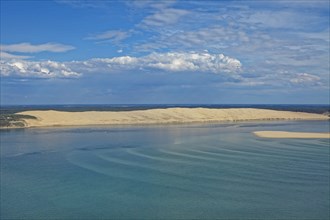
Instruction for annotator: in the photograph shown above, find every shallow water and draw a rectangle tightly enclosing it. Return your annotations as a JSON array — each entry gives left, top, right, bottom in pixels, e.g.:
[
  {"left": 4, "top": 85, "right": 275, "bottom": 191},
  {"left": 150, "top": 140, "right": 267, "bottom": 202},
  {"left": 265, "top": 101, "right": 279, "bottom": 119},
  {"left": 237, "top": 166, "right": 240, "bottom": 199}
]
[{"left": 1, "top": 121, "right": 329, "bottom": 219}]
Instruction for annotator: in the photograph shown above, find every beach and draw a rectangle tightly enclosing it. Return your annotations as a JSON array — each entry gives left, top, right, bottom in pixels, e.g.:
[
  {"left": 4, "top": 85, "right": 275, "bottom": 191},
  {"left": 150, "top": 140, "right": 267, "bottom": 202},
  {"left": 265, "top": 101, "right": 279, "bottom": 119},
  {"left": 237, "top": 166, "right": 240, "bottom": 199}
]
[
  {"left": 16, "top": 107, "right": 328, "bottom": 128},
  {"left": 254, "top": 131, "right": 330, "bottom": 138}
]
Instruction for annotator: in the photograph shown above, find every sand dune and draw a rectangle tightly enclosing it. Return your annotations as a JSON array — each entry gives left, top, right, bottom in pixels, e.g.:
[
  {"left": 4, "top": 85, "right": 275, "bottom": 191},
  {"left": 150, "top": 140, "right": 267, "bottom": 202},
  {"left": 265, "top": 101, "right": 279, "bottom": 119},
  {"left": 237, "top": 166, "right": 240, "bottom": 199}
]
[
  {"left": 15, "top": 108, "right": 328, "bottom": 128},
  {"left": 254, "top": 131, "right": 330, "bottom": 138}
]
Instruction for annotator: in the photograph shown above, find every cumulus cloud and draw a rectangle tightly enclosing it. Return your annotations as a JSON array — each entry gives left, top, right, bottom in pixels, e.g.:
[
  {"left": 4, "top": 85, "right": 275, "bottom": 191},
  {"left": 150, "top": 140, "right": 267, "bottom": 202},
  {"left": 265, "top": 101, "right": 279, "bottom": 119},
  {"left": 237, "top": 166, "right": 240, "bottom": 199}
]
[
  {"left": 0, "top": 52, "right": 242, "bottom": 78},
  {"left": 1, "top": 42, "right": 75, "bottom": 53},
  {"left": 0, "top": 52, "right": 324, "bottom": 89},
  {"left": 142, "top": 52, "right": 241, "bottom": 73},
  {"left": 78, "top": 52, "right": 242, "bottom": 74},
  {"left": 0, "top": 60, "right": 80, "bottom": 78}
]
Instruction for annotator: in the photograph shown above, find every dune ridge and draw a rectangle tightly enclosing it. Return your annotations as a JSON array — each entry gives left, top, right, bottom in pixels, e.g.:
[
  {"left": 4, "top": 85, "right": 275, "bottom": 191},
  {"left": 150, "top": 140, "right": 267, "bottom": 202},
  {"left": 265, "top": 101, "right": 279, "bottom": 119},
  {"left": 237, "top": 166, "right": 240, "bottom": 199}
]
[{"left": 15, "top": 108, "right": 328, "bottom": 128}]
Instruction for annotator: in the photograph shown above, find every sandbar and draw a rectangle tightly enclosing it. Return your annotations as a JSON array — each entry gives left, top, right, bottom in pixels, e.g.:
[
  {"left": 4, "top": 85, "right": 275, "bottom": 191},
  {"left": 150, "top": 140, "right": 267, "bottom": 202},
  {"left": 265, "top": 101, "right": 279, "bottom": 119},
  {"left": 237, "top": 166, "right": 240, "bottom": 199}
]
[
  {"left": 254, "top": 131, "right": 330, "bottom": 139},
  {"left": 13, "top": 108, "right": 329, "bottom": 128}
]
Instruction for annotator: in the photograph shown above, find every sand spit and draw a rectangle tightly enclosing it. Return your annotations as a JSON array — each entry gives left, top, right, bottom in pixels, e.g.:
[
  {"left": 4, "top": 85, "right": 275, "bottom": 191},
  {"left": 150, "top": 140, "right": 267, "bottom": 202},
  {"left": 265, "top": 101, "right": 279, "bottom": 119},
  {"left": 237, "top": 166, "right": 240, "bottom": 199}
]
[
  {"left": 14, "top": 108, "right": 329, "bottom": 128},
  {"left": 254, "top": 131, "right": 330, "bottom": 139}
]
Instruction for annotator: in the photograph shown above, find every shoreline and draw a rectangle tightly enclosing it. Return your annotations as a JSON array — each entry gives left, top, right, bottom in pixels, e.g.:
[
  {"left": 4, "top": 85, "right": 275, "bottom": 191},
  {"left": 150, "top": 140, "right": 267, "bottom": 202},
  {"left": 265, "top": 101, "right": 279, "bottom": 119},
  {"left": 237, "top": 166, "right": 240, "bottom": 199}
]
[
  {"left": 1, "top": 119, "right": 326, "bottom": 130},
  {"left": 3, "top": 107, "right": 327, "bottom": 129},
  {"left": 254, "top": 131, "right": 330, "bottom": 139}
]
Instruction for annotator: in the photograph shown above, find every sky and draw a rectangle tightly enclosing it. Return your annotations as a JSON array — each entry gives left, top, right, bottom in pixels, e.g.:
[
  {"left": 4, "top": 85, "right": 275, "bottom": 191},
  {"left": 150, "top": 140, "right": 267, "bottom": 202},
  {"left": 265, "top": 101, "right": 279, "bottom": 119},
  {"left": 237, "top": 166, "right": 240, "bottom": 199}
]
[{"left": 0, "top": 0, "right": 329, "bottom": 105}]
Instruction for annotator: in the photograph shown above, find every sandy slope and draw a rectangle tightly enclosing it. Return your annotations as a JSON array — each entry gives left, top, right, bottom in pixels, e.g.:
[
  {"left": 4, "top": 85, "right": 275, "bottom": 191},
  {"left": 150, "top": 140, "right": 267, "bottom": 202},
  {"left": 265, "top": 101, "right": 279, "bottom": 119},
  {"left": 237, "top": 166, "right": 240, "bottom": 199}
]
[
  {"left": 15, "top": 108, "right": 328, "bottom": 128},
  {"left": 254, "top": 131, "right": 330, "bottom": 138}
]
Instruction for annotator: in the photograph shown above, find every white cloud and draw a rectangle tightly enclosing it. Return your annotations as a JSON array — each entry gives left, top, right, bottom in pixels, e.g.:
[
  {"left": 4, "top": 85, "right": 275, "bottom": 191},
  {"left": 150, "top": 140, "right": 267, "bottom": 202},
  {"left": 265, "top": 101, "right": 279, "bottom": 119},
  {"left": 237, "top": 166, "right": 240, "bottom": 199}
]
[
  {"left": 0, "top": 52, "right": 242, "bottom": 78},
  {"left": 235, "top": 71, "right": 324, "bottom": 88},
  {"left": 140, "top": 8, "right": 189, "bottom": 27},
  {"left": 0, "top": 51, "right": 31, "bottom": 60},
  {"left": 142, "top": 52, "right": 241, "bottom": 73},
  {"left": 129, "top": 0, "right": 175, "bottom": 10},
  {"left": 0, "top": 60, "right": 80, "bottom": 78},
  {"left": 261, "top": 1, "right": 329, "bottom": 10},
  {"left": 83, "top": 52, "right": 242, "bottom": 74},
  {"left": 1, "top": 42, "right": 75, "bottom": 53},
  {"left": 86, "top": 30, "right": 130, "bottom": 42},
  {"left": 290, "top": 73, "right": 321, "bottom": 85},
  {"left": 0, "top": 52, "right": 325, "bottom": 89},
  {"left": 135, "top": 26, "right": 251, "bottom": 52},
  {"left": 55, "top": 0, "right": 108, "bottom": 9},
  {"left": 243, "top": 10, "right": 323, "bottom": 29}
]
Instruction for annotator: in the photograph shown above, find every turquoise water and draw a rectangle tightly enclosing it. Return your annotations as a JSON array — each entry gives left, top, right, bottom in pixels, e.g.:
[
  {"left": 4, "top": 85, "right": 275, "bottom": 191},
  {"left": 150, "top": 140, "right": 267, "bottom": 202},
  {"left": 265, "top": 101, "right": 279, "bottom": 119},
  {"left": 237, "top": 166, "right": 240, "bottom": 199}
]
[{"left": 1, "top": 121, "right": 329, "bottom": 219}]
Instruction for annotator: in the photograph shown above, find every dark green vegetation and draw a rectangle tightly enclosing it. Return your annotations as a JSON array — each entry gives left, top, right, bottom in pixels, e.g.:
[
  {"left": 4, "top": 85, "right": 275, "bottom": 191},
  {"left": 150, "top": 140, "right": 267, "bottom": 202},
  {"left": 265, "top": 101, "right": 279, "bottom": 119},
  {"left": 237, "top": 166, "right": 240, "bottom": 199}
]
[
  {"left": 323, "top": 111, "right": 330, "bottom": 117},
  {"left": 0, "top": 114, "right": 37, "bottom": 128}
]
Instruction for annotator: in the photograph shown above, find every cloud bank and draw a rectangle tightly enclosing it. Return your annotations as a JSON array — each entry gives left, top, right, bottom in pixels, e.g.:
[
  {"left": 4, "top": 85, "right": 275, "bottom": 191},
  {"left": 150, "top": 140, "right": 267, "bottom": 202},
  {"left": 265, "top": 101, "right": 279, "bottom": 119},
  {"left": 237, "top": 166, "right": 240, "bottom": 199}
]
[
  {"left": 0, "top": 52, "right": 242, "bottom": 78},
  {"left": 2, "top": 51, "right": 322, "bottom": 87},
  {"left": 0, "top": 60, "right": 80, "bottom": 78}
]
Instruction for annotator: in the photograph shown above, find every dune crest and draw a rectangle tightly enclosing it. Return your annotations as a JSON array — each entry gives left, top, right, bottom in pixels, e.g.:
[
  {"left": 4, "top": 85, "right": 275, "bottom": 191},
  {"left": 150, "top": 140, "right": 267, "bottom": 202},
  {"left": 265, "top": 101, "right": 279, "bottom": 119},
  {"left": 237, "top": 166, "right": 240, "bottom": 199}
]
[{"left": 15, "top": 108, "right": 328, "bottom": 128}]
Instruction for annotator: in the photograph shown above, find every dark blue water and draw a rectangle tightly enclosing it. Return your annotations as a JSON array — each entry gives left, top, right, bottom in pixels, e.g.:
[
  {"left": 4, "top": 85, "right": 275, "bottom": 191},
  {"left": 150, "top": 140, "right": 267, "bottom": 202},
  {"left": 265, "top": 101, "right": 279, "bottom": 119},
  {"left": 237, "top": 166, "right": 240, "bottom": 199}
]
[{"left": 1, "top": 121, "right": 329, "bottom": 219}]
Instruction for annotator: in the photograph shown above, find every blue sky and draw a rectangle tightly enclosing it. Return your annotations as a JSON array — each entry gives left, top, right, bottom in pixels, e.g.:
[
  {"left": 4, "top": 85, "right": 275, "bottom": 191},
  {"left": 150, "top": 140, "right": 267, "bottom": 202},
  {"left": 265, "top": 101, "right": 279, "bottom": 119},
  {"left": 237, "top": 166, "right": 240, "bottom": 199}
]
[{"left": 1, "top": 0, "right": 329, "bottom": 105}]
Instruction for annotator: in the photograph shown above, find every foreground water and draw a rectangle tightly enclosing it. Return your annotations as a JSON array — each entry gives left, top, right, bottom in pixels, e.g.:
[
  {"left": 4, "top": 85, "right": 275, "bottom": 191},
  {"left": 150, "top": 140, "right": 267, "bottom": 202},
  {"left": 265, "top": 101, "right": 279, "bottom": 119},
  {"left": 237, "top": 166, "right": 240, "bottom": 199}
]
[{"left": 1, "top": 121, "right": 329, "bottom": 219}]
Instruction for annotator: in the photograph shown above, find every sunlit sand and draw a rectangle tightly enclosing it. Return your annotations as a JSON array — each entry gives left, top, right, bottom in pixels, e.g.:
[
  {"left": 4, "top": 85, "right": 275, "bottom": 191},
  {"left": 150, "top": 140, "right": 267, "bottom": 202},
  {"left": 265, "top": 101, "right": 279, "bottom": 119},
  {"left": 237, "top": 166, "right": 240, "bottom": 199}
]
[
  {"left": 16, "top": 108, "right": 328, "bottom": 128},
  {"left": 254, "top": 131, "right": 330, "bottom": 139}
]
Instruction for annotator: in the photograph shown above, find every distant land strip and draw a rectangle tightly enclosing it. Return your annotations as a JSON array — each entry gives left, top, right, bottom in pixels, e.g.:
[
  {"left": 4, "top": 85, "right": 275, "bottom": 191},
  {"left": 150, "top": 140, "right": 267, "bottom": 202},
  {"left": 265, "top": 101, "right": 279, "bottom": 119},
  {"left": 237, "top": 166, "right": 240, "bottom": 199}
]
[{"left": 1, "top": 108, "right": 328, "bottom": 129}]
